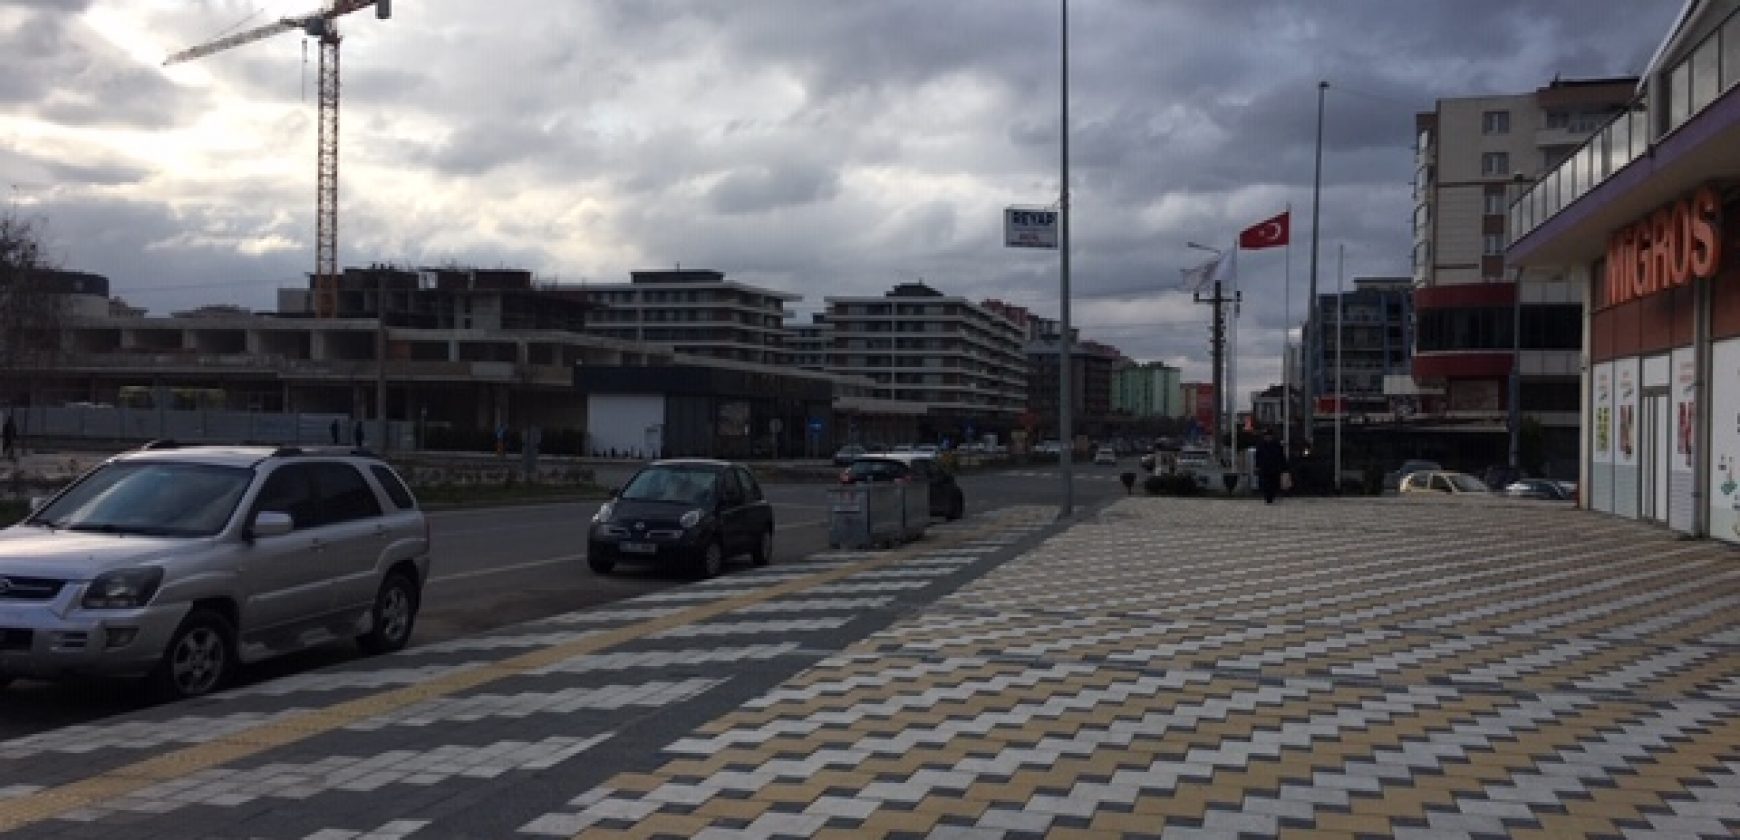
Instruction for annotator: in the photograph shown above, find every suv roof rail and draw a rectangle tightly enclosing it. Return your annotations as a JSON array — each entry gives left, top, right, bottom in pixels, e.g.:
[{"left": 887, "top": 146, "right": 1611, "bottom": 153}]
[
  {"left": 139, "top": 439, "right": 182, "bottom": 450},
  {"left": 268, "top": 445, "right": 382, "bottom": 460}
]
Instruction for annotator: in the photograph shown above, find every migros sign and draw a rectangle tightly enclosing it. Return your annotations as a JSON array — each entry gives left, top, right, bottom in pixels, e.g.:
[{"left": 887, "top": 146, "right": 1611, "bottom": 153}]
[{"left": 1603, "top": 184, "right": 1722, "bottom": 309}]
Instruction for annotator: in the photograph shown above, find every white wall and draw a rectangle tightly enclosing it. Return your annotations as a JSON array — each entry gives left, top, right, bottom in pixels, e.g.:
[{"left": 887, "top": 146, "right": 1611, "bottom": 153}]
[
  {"left": 1710, "top": 339, "right": 1740, "bottom": 544},
  {"left": 587, "top": 394, "right": 666, "bottom": 458}
]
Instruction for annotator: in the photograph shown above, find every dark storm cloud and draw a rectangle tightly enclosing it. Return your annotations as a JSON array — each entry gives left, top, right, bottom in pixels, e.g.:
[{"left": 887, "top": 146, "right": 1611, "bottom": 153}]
[
  {"left": 0, "top": 4, "right": 196, "bottom": 129},
  {"left": 707, "top": 162, "right": 842, "bottom": 214}
]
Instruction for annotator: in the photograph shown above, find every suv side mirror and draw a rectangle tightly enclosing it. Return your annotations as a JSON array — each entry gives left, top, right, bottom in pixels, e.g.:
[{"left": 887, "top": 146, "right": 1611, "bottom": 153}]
[{"left": 251, "top": 511, "right": 294, "bottom": 539}]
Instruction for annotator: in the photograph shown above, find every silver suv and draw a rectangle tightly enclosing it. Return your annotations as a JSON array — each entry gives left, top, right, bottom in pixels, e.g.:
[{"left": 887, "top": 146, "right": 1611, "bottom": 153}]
[{"left": 0, "top": 444, "right": 431, "bottom": 700}]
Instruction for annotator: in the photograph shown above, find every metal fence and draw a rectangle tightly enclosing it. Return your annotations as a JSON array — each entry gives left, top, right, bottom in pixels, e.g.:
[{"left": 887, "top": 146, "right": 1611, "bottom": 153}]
[{"left": 6, "top": 406, "right": 415, "bottom": 449}]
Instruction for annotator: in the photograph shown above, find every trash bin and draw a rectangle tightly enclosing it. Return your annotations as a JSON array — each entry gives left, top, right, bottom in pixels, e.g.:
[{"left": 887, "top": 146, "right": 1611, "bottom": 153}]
[
  {"left": 897, "top": 480, "right": 929, "bottom": 542},
  {"left": 828, "top": 483, "right": 902, "bottom": 549}
]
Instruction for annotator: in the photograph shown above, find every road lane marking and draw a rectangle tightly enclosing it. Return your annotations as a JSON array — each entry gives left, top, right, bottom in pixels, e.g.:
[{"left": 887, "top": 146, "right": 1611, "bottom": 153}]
[
  {"left": 428, "top": 555, "right": 583, "bottom": 586},
  {"left": 0, "top": 518, "right": 1028, "bottom": 832}
]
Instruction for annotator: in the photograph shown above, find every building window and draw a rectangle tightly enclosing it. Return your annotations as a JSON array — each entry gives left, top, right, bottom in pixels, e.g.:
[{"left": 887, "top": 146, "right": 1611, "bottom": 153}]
[
  {"left": 1482, "top": 110, "right": 1510, "bottom": 134},
  {"left": 1481, "top": 152, "right": 1510, "bottom": 176},
  {"left": 1545, "top": 110, "right": 1569, "bottom": 130},
  {"left": 1483, "top": 191, "right": 1506, "bottom": 215},
  {"left": 1483, "top": 234, "right": 1505, "bottom": 255}
]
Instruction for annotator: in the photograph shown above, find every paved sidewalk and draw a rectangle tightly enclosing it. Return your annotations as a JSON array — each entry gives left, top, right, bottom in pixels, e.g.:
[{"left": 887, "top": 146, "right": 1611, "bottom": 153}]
[{"left": 1, "top": 496, "right": 1738, "bottom": 838}]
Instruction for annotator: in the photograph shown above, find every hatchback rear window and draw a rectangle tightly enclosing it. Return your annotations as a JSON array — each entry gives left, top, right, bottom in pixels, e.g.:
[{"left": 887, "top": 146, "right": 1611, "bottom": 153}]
[{"left": 845, "top": 459, "right": 910, "bottom": 482}]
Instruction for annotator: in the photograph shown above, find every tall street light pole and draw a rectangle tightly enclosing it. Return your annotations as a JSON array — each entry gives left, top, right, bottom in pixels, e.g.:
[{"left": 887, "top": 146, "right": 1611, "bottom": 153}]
[
  {"left": 1057, "top": 0, "right": 1074, "bottom": 518},
  {"left": 1304, "top": 80, "right": 1328, "bottom": 457}
]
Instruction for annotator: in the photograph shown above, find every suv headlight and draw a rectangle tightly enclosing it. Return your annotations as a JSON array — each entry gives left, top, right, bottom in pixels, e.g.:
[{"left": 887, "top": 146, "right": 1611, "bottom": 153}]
[
  {"left": 593, "top": 502, "right": 614, "bottom": 524},
  {"left": 83, "top": 568, "right": 165, "bottom": 610},
  {"left": 679, "top": 509, "right": 704, "bottom": 529}
]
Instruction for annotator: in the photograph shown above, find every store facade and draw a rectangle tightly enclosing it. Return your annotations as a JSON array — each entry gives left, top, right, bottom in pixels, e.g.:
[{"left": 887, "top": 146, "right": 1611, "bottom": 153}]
[{"left": 1508, "top": 0, "right": 1740, "bottom": 543}]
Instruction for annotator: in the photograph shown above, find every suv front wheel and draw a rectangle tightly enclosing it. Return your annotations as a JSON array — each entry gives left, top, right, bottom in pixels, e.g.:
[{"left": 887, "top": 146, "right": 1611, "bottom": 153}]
[
  {"left": 150, "top": 608, "right": 236, "bottom": 701},
  {"left": 357, "top": 572, "right": 420, "bottom": 655}
]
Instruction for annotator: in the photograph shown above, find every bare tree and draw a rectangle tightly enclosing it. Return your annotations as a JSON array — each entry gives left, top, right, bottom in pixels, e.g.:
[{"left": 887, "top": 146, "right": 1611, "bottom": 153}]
[{"left": 0, "top": 213, "right": 66, "bottom": 407}]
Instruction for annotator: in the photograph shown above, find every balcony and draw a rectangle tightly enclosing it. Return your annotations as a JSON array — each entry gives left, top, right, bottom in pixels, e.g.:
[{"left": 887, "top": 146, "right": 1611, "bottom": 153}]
[{"left": 1510, "top": 5, "right": 1740, "bottom": 263}]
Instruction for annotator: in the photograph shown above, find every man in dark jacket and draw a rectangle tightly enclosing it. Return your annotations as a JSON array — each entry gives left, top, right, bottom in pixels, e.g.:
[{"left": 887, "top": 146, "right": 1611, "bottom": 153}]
[{"left": 1254, "top": 430, "right": 1288, "bottom": 504}]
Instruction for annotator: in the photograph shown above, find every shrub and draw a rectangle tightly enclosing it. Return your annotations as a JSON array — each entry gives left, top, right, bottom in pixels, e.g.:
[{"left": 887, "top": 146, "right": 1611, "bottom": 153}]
[{"left": 1143, "top": 473, "right": 1200, "bottom": 496}]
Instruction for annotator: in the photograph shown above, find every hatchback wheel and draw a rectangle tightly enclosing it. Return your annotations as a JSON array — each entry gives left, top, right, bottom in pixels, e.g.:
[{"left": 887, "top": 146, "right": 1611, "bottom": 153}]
[
  {"left": 150, "top": 609, "right": 235, "bottom": 701},
  {"left": 750, "top": 529, "right": 773, "bottom": 566},
  {"left": 694, "top": 541, "right": 725, "bottom": 579},
  {"left": 588, "top": 555, "right": 616, "bottom": 574},
  {"left": 358, "top": 572, "right": 419, "bottom": 655}
]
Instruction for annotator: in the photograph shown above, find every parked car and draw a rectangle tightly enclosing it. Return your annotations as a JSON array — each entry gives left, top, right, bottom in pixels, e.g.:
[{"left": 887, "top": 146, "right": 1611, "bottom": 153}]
[
  {"left": 1384, "top": 459, "right": 1443, "bottom": 491},
  {"left": 831, "top": 443, "right": 867, "bottom": 467},
  {"left": 588, "top": 459, "right": 774, "bottom": 579},
  {"left": 0, "top": 443, "right": 431, "bottom": 700},
  {"left": 1093, "top": 447, "right": 1117, "bottom": 465},
  {"left": 839, "top": 453, "right": 965, "bottom": 520},
  {"left": 1482, "top": 465, "right": 1524, "bottom": 490},
  {"left": 1503, "top": 478, "right": 1574, "bottom": 500},
  {"left": 1398, "top": 470, "right": 1491, "bottom": 495}
]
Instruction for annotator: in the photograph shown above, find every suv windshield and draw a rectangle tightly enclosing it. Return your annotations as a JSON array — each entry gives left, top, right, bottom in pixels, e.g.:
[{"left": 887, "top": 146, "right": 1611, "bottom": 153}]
[
  {"left": 31, "top": 462, "right": 253, "bottom": 537},
  {"left": 619, "top": 466, "right": 719, "bottom": 505}
]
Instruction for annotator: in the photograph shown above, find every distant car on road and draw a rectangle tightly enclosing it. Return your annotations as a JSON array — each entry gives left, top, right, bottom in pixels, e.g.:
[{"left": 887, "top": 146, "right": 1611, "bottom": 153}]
[
  {"left": 1093, "top": 447, "right": 1117, "bottom": 465},
  {"left": 831, "top": 444, "right": 867, "bottom": 467},
  {"left": 1503, "top": 478, "right": 1573, "bottom": 500},
  {"left": 0, "top": 444, "right": 430, "bottom": 701},
  {"left": 839, "top": 453, "right": 965, "bottom": 520},
  {"left": 1399, "top": 470, "right": 1491, "bottom": 495},
  {"left": 587, "top": 459, "right": 774, "bottom": 579}
]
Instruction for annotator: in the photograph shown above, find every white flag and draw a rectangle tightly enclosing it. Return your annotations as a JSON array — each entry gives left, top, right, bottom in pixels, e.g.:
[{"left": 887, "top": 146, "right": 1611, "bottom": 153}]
[{"left": 1180, "top": 254, "right": 1222, "bottom": 292}]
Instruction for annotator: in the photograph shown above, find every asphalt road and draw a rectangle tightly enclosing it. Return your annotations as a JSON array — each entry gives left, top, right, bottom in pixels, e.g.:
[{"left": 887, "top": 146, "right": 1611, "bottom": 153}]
[{"left": 0, "top": 462, "right": 1129, "bottom": 738}]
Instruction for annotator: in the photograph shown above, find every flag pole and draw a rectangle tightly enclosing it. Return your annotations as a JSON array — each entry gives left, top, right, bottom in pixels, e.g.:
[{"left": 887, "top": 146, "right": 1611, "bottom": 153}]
[{"left": 1283, "top": 201, "right": 1292, "bottom": 456}]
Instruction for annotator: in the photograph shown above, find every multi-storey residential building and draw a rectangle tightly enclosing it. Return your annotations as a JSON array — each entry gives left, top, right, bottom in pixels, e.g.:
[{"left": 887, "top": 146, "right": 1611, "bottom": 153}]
[
  {"left": 1113, "top": 361, "right": 1182, "bottom": 418},
  {"left": 1305, "top": 276, "right": 1414, "bottom": 420},
  {"left": 822, "top": 283, "right": 1027, "bottom": 438},
  {"left": 581, "top": 269, "right": 799, "bottom": 365},
  {"left": 981, "top": 299, "right": 1128, "bottom": 438},
  {"left": 787, "top": 313, "right": 833, "bottom": 370},
  {"left": 1507, "top": 1, "right": 1740, "bottom": 544},
  {"left": 1412, "top": 78, "right": 1636, "bottom": 465}
]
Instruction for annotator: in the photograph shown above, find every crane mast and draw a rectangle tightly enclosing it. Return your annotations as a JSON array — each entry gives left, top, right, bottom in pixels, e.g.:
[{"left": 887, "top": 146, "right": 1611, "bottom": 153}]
[{"left": 165, "top": 1, "right": 389, "bottom": 318}]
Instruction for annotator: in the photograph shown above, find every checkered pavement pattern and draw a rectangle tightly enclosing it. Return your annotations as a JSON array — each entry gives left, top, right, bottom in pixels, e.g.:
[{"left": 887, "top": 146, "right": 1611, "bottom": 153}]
[
  {"left": 535, "top": 497, "right": 1740, "bottom": 839},
  {"left": 1, "top": 496, "right": 1737, "bottom": 838},
  {"left": 0, "top": 508, "right": 1055, "bottom": 839}
]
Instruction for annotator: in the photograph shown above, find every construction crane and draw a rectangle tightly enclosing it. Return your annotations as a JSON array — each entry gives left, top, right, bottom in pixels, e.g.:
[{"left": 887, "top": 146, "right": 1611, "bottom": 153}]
[{"left": 165, "top": 1, "right": 392, "bottom": 318}]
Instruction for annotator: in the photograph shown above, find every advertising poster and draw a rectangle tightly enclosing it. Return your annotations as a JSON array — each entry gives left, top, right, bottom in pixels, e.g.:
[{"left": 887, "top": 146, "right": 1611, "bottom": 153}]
[
  {"left": 1593, "top": 365, "right": 1613, "bottom": 460},
  {"left": 1674, "top": 349, "right": 1696, "bottom": 474},
  {"left": 1616, "top": 360, "right": 1639, "bottom": 468},
  {"left": 1711, "top": 340, "right": 1740, "bottom": 543}
]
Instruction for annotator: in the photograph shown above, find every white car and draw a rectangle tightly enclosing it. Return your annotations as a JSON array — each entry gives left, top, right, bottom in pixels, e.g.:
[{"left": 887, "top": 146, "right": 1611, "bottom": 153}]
[{"left": 1093, "top": 447, "right": 1117, "bottom": 465}]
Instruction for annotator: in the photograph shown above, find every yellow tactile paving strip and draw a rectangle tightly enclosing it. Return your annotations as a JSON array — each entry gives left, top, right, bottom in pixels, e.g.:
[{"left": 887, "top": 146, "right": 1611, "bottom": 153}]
[{"left": 543, "top": 497, "right": 1740, "bottom": 838}]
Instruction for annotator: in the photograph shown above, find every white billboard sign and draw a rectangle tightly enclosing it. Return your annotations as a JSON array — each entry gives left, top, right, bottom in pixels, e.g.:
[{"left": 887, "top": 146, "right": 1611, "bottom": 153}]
[{"left": 1004, "top": 207, "right": 1059, "bottom": 249}]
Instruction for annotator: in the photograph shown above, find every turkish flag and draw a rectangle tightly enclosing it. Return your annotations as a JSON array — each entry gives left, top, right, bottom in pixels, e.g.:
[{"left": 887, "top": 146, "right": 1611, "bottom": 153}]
[{"left": 1238, "top": 211, "right": 1290, "bottom": 249}]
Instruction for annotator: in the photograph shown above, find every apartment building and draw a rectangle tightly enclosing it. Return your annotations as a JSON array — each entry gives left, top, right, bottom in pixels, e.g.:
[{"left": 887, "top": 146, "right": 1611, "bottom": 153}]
[
  {"left": 1113, "top": 361, "right": 1183, "bottom": 418},
  {"left": 1306, "top": 276, "right": 1415, "bottom": 419},
  {"left": 786, "top": 313, "right": 833, "bottom": 370},
  {"left": 822, "top": 283, "right": 1027, "bottom": 437},
  {"left": 1412, "top": 77, "right": 1636, "bottom": 466},
  {"left": 581, "top": 269, "right": 799, "bottom": 366}
]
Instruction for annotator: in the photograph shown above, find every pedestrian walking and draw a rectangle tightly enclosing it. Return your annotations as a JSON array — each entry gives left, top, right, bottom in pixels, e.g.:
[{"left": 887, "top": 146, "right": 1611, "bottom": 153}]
[
  {"left": 1254, "top": 430, "right": 1288, "bottom": 504},
  {"left": 2, "top": 413, "right": 15, "bottom": 461}
]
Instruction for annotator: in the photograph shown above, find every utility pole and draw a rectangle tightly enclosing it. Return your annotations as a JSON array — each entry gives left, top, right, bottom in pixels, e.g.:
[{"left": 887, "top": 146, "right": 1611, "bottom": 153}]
[{"left": 1194, "top": 276, "right": 1240, "bottom": 466}]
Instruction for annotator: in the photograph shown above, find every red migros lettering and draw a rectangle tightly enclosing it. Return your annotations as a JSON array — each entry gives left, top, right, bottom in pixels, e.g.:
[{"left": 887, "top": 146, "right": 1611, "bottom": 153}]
[{"left": 1603, "top": 184, "right": 1724, "bottom": 309}]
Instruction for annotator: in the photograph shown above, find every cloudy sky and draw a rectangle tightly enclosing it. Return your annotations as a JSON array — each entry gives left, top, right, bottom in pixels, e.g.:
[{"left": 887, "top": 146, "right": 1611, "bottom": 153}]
[{"left": 2, "top": 0, "right": 1680, "bottom": 396}]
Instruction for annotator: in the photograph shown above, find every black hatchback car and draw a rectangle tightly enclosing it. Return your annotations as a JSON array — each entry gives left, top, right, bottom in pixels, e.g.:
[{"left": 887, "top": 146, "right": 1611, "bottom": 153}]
[{"left": 587, "top": 459, "right": 775, "bottom": 578}]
